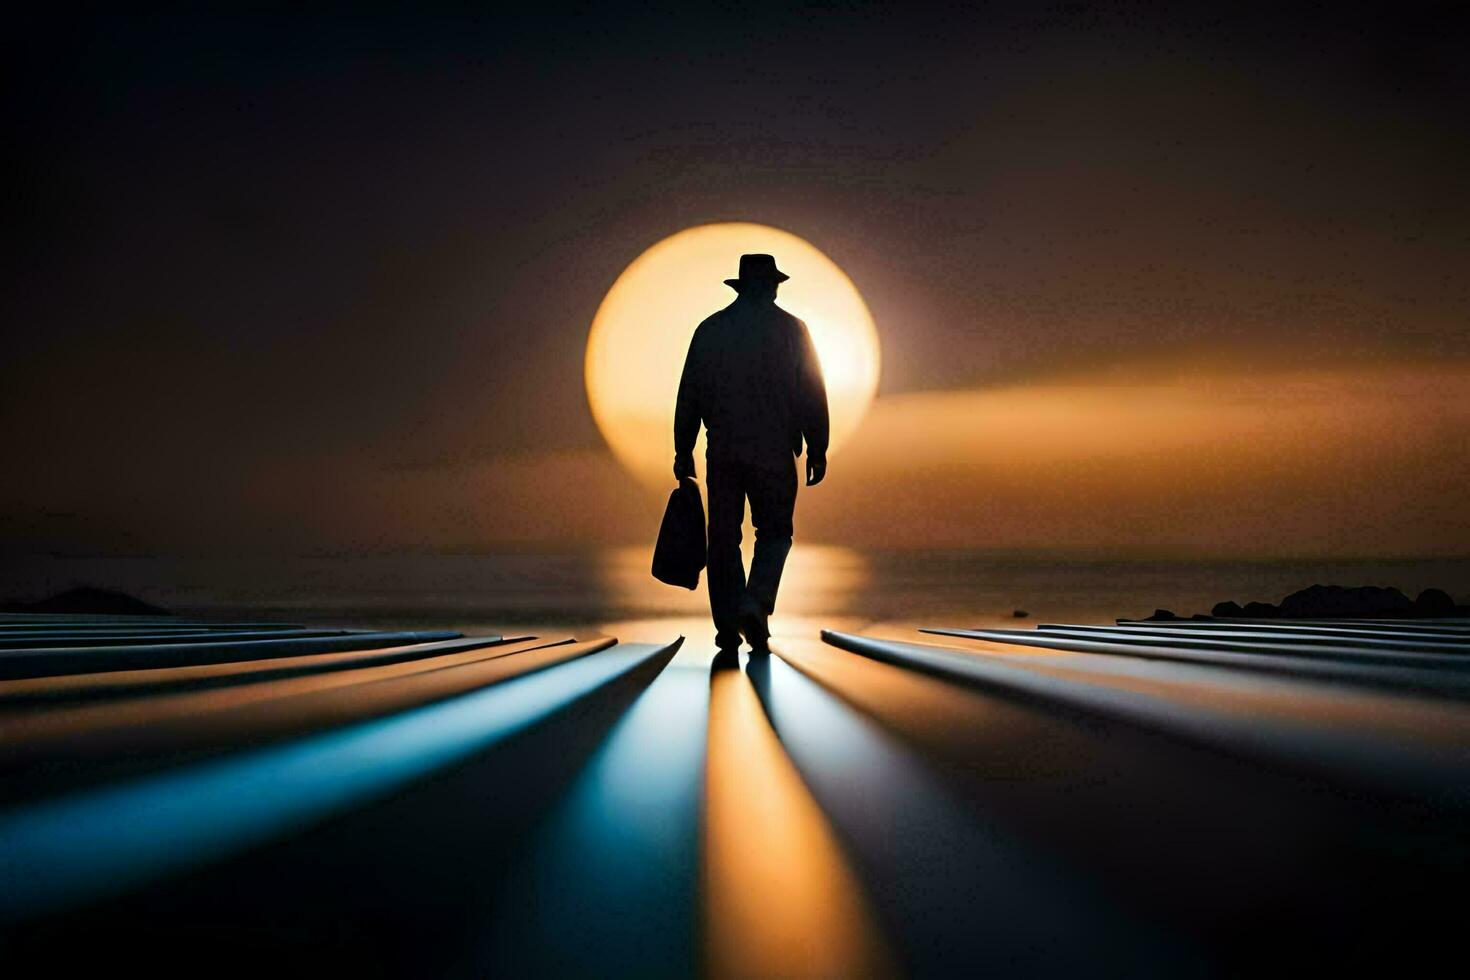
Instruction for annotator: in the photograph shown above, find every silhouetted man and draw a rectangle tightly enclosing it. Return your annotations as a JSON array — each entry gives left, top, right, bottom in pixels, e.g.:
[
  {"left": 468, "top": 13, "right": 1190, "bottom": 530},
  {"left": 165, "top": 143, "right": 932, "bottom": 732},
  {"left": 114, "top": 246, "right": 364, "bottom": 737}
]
[{"left": 674, "top": 253, "right": 829, "bottom": 653}]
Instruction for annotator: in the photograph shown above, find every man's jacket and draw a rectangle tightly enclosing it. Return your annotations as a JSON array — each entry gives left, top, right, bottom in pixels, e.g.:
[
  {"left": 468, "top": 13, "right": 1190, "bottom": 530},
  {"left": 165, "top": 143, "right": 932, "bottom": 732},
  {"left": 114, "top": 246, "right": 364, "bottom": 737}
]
[{"left": 673, "top": 295, "right": 830, "bottom": 463}]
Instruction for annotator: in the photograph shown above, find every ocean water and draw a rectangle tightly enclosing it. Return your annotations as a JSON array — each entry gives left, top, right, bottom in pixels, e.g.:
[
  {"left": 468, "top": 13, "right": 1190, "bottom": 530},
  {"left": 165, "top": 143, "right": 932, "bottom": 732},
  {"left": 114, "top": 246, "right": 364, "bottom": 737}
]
[{"left": 4, "top": 549, "right": 1467, "bottom": 636}]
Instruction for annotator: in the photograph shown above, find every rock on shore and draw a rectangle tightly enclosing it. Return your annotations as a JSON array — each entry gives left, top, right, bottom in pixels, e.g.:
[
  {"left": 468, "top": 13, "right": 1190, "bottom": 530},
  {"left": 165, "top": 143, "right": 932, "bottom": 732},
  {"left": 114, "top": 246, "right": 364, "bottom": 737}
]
[
  {"left": 1145, "top": 585, "right": 1467, "bottom": 621},
  {"left": 0, "top": 586, "right": 172, "bottom": 616},
  {"left": 1203, "top": 585, "right": 1464, "bottom": 620}
]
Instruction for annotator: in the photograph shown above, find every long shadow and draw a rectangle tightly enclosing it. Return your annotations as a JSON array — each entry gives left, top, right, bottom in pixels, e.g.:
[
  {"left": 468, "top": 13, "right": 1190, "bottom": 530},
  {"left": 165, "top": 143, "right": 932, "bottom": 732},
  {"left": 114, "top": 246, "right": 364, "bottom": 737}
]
[
  {"left": 468, "top": 643, "right": 711, "bottom": 978},
  {"left": 2, "top": 642, "right": 679, "bottom": 978},
  {"left": 746, "top": 650, "right": 1193, "bottom": 977},
  {"left": 0, "top": 638, "right": 595, "bottom": 804},
  {"left": 786, "top": 637, "right": 1470, "bottom": 974},
  {"left": 706, "top": 649, "right": 896, "bottom": 979}
]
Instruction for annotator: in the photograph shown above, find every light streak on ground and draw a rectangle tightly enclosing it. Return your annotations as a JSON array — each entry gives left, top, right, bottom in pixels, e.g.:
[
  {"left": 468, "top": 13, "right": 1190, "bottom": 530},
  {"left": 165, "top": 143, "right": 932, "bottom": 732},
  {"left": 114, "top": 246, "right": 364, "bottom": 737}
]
[{"left": 0, "top": 642, "right": 674, "bottom": 919}]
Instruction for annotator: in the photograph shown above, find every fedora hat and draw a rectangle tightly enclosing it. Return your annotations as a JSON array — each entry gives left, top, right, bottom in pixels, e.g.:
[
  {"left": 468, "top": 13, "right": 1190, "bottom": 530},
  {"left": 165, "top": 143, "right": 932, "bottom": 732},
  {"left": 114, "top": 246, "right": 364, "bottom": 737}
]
[{"left": 724, "top": 253, "right": 790, "bottom": 289}]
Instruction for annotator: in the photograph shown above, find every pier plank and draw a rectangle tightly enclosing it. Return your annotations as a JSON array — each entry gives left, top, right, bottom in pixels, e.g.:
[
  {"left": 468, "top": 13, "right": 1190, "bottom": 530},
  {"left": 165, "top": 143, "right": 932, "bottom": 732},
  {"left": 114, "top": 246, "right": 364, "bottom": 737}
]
[
  {"left": 794, "top": 635, "right": 1469, "bottom": 971},
  {"left": 0, "top": 636, "right": 594, "bottom": 801},
  {"left": 0, "top": 628, "right": 356, "bottom": 650},
  {"left": 0, "top": 638, "right": 681, "bottom": 943},
  {"left": 0, "top": 629, "right": 463, "bottom": 679},
  {"left": 0, "top": 634, "right": 524, "bottom": 707},
  {"left": 926, "top": 625, "right": 1470, "bottom": 678},
  {"left": 750, "top": 645, "right": 1191, "bottom": 975},
  {"left": 823, "top": 630, "right": 1470, "bottom": 808},
  {"left": 931, "top": 626, "right": 1470, "bottom": 700},
  {"left": 1043, "top": 623, "right": 1470, "bottom": 654}
]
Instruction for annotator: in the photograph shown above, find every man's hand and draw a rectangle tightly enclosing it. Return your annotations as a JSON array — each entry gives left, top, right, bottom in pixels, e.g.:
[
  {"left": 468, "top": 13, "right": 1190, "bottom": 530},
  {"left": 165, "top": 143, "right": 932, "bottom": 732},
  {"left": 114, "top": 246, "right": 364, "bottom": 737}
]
[
  {"left": 805, "top": 452, "right": 827, "bottom": 487},
  {"left": 674, "top": 452, "right": 696, "bottom": 481}
]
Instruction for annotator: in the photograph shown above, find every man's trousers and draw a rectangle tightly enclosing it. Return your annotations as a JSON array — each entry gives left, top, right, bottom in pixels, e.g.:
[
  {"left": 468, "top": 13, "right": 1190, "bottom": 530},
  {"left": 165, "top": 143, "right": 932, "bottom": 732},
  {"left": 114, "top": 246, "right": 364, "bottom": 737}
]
[{"left": 705, "top": 453, "right": 797, "bottom": 650}]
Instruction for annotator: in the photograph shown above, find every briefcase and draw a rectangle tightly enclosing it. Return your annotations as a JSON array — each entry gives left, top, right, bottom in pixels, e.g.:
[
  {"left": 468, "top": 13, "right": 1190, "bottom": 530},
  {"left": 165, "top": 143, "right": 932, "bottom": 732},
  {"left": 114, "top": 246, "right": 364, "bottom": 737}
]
[{"left": 651, "top": 478, "right": 707, "bottom": 589}]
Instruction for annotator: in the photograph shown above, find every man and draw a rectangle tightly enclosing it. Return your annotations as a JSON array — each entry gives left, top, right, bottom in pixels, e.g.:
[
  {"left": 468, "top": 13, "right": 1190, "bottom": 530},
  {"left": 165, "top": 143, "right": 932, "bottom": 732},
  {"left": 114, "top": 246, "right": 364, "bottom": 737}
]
[{"left": 673, "top": 253, "right": 829, "bottom": 654}]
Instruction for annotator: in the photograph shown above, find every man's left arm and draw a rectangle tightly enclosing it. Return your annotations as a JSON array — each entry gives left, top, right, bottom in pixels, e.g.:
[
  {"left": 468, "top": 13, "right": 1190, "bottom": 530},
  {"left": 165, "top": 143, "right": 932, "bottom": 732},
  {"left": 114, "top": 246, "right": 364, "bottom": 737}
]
[{"left": 795, "top": 319, "right": 829, "bottom": 486}]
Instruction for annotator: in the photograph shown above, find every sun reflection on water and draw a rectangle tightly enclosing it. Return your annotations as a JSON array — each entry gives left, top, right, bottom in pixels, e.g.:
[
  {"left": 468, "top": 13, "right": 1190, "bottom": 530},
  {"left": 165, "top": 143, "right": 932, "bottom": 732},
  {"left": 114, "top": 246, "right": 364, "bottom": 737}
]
[{"left": 597, "top": 543, "right": 871, "bottom": 618}]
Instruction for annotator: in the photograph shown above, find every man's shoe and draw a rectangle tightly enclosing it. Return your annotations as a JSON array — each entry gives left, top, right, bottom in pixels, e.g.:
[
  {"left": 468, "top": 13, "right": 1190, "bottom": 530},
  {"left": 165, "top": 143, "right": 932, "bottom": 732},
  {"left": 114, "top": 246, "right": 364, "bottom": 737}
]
[{"left": 738, "top": 597, "right": 770, "bottom": 653}]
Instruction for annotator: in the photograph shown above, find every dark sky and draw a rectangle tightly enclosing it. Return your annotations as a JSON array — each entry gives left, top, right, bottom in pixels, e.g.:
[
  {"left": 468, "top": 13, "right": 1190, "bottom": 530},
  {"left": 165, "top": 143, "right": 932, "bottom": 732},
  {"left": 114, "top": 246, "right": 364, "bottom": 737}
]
[{"left": 5, "top": 4, "right": 1467, "bottom": 555}]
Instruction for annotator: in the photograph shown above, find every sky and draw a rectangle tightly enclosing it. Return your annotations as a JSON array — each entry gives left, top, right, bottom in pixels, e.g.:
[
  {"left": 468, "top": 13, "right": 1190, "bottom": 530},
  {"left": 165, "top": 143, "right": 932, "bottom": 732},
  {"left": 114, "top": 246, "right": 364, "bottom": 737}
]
[{"left": 4, "top": 4, "right": 1467, "bottom": 558}]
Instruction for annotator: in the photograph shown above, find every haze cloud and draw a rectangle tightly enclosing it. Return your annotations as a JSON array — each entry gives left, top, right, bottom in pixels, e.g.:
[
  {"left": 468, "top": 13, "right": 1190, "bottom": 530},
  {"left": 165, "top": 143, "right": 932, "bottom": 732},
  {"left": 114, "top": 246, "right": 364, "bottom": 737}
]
[{"left": 4, "top": 7, "right": 1465, "bottom": 557}]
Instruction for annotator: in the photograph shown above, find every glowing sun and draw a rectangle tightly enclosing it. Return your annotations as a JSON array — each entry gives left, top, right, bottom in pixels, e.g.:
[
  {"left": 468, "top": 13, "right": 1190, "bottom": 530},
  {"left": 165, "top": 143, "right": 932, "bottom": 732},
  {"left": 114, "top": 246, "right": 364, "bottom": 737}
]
[{"left": 585, "top": 222, "right": 881, "bottom": 487}]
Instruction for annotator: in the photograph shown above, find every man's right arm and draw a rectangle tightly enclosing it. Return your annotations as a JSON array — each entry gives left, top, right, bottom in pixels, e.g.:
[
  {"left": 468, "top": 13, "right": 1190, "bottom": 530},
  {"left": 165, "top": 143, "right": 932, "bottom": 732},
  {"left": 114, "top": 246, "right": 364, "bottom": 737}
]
[{"left": 672, "top": 327, "right": 702, "bottom": 479}]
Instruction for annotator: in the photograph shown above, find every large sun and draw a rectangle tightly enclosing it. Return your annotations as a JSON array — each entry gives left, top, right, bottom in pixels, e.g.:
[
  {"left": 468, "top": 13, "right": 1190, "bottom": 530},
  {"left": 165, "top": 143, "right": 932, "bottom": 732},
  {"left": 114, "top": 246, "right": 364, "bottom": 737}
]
[{"left": 585, "top": 222, "right": 881, "bottom": 488}]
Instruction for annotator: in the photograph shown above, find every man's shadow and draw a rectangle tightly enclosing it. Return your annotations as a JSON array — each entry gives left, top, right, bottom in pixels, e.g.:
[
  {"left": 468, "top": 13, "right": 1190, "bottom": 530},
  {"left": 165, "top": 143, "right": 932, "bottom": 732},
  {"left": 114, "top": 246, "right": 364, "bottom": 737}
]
[
  {"left": 708, "top": 647, "right": 774, "bottom": 708},
  {"left": 744, "top": 652, "right": 772, "bottom": 704},
  {"left": 710, "top": 646, "right": 740, "bottom": 676}
]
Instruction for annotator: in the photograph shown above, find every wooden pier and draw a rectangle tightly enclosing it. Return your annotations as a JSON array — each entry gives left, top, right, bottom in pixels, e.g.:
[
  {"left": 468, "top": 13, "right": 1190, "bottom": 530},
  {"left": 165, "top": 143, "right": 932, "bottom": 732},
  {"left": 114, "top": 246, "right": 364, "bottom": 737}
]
[{"left": 2, "top": 612, "right": 1467, "bottom": 976}]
